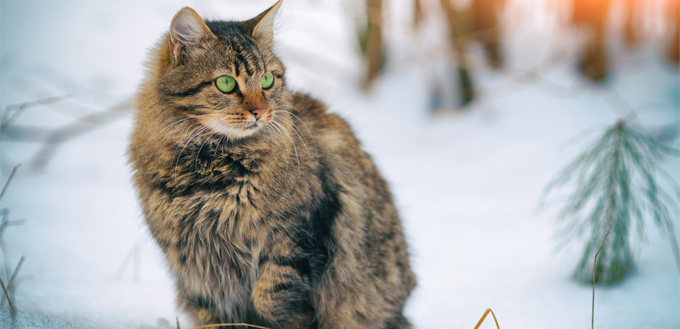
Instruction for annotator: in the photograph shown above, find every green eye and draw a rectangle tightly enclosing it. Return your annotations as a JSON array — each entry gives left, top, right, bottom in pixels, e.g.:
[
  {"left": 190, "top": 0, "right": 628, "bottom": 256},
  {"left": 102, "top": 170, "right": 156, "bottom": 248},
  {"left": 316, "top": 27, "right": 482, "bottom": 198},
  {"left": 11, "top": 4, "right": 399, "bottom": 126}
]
[
  {"left": 215, "top": 76, "right": 236, "bottom": 93},
  {"left": 261, "top": 72, "right": 275, "bottom": 90}
]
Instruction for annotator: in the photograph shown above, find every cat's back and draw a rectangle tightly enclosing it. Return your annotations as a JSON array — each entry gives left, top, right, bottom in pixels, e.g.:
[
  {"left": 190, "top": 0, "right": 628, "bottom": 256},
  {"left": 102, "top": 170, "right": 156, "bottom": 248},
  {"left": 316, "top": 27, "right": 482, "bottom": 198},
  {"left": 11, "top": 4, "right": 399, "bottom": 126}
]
[
  {"left": 291, "top": 91, "right": 416, "bottom": 293},
  {"left": 289, "top": 93, "right": 373, "bottom": 172},
  {"left": 292, "top": 92, "right": 394, "bottom": 191}
]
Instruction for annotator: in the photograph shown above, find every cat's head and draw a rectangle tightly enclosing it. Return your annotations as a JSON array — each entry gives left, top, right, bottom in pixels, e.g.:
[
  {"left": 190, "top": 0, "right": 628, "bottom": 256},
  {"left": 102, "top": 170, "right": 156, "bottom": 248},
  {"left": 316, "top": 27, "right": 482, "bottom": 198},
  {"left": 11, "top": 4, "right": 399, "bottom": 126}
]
[{"left": 143, "top": 1, "right": 287, "bottom": 141}]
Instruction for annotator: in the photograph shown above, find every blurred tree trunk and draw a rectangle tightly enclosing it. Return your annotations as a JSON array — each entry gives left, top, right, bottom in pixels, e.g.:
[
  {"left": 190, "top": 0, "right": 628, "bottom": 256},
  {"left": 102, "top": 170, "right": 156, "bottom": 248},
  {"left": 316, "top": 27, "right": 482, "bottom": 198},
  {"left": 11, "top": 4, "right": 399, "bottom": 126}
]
[
  {"left": 572, "top": 0, "right": 612, "bottom": 82},
  {"left": 440, "top": 0, "right": 505, "bottom": 106},
  {"left": 362, "top": 0, "right": 384, "bottom": 90},
  {"left": 623, "top": 0, "right": 638, "bottom": 47},
  {"left": 473, "top": 0, "right": 506, "bottom": 69},
  {"left": 413, "top": 0, "right": 424, "bottom": 29},
  {"left": 440, "top": 0, "right": 475, "bottom": 106}
]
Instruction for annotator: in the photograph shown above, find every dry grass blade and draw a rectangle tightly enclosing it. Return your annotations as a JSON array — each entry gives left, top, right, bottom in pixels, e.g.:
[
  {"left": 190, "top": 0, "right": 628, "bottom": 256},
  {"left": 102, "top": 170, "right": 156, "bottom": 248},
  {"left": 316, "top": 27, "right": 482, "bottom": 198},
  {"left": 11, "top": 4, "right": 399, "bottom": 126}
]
[
  {"left": 0, "top": 164, "right": 20, "bottom": 315},
  {"left": 190, "top": 324, "right": 270, "bottom": 329},
  {"left": 115, "top": 241, "right": 141, "bottom": 282},
  {"left": 0, "top": 255, "right": 24, "bottom": 307},
  {"left": 474, "top": 308, "right": 500, "bottom": 329},
  {"left": 592, "top": 230, "right": 610, "bottom": 329},
  {"left": 0, "top": 165, "right": 20, "bottom": 202},
  {"left": 0, "top": 275, "right": 13, "bottom": 314}
]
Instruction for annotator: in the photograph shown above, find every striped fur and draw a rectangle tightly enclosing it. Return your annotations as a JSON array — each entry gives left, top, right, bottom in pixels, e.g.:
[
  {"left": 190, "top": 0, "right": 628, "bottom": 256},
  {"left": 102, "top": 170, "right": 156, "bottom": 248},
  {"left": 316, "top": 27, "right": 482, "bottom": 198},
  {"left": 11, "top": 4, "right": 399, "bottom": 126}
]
[{"left": 128, "top": 2, "right": 415, "bottom": 328}]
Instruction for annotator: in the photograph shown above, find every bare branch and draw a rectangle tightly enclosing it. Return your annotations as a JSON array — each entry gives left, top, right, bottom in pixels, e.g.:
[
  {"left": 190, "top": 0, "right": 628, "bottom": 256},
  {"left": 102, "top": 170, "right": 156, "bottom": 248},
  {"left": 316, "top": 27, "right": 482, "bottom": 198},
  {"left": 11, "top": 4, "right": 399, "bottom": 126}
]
[
  {"left": 29, "top": 99, "right": 132, "bottom": 170},
  {"left": 1, "top": 95, "right": 71, "bottom": 134},
  {"left": 2, "top": 125, "right": 53, "bottom": 142},
  {"left": 0, "top": 256, "right": 25, "bottom": 307},
  {"left": 0, "top": 165, "right": 20, "bottom": 203},
  {"left": 0, "top": 275, "right": 13, "bottom": 315}
]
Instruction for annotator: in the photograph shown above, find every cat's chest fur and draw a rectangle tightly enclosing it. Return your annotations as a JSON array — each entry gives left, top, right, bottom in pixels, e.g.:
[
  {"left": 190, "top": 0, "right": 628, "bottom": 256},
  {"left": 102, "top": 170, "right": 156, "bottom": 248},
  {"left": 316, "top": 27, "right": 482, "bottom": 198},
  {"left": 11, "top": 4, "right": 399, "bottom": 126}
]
[
  {"left": 149, "top": 139, "right": 313, "bottom": 311},
  {"left": 171, "top": 148, "right": 267, "bottom": 283},
  {"left": 167, "top": 145, "right": 274, "bottom": 247}
]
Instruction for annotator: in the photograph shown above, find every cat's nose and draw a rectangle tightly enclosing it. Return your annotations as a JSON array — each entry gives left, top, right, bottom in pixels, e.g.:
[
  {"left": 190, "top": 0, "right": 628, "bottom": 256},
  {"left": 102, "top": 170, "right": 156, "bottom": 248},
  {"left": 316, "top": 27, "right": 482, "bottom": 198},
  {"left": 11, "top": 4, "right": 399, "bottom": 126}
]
[{"left": 249, "top": 107, "right": 266, "bottom": 120}]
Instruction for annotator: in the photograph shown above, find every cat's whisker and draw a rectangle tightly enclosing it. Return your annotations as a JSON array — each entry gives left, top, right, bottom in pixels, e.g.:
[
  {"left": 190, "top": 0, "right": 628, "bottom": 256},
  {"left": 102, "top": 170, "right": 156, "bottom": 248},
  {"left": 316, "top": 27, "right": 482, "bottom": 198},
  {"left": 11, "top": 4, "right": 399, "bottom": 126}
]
[
  {"left": 272, "top": 107, "right": 318, "bottom": 151},
  {"left": 152, "top": 113, "right": 221, "bottom": 140},
  {"left": 271, "top": 120, "right": 300, "bottom": 171},
  {"left": 169, "top": 119, "right": 218, "bottom": 166},
  {"left": 273, "top": 115, "right": 311, "bottom": 156},
  {"left": 174, "top": 125, "right": 210, "bottom": 182},
  {"left": 272, "top": 114, "right": 306, "bottom": 142},
  {"left": 214, "top": 133, "right": 226, "bottom": 158},
  {"left": 195, "top": 124, "right": 220, "bottom": 171},
  {"left": 273, "top": 103, "right": 302, "bottom": 114},
  {"left": 171, "top": 125, "right": 202, "bottom": 172},
  {"left": 219, "top": 124, "right": 242, "bottom": 154},
  {"left": 267, "top": 122, "right": 292, "bottom": 169},
  {"left": 210, "top": 123, "right": 234, "bottom": 151}
]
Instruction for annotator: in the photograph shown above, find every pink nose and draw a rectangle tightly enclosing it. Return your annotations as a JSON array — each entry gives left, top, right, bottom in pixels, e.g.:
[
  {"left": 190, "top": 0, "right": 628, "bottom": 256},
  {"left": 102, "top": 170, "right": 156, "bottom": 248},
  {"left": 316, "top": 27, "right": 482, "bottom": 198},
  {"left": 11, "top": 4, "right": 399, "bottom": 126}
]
[{"left": 250, "top": 108, "right": 265, "bottom": 119}]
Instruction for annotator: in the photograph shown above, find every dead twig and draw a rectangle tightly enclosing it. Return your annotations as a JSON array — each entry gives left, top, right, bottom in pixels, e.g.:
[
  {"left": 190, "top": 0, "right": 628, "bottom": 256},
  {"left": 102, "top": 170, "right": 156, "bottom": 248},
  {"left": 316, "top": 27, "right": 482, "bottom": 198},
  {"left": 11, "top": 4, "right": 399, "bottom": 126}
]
[
  {"left": 29, "top": 98, "right": 132, "bottom": 170},
  {"left": 0, "top": 95, "right": 71, "bottom": 134},
  {"left": 0, "top": 256, "right": 24, "bottom": 307},
  {"left": 2, "top": 125, "right": 53, "bottom": 142},
  {"left": 0, "top": 165, "right": 21, "bottom": 292},
  {"left": 0, "top": 211, "right": 24, "bottom": 282},
  {"left": 0, "top": 275, "right": 13, "bottom": 314},
  {"left": 0, "top": 165, "right": 20, "bottom": 202},
  {"left": 190, "top": 324, "right": 270, "bottom": 329},
  {"left": 0, "top": 168, "right": 20, "bottom": 283},
  {"left": 592, "top": 231, "right": 610, "bottom": 329},
  {"left": 115, "top": 240, "right": 141, "bottom": 283}
]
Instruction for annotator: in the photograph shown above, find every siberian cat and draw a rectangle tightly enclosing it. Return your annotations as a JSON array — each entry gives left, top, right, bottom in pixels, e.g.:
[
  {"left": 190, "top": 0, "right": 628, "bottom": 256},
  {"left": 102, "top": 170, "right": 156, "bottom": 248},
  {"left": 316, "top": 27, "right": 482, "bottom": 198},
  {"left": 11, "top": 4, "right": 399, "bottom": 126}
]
[{"left": 128, "top": 2, "right": 416, "bottom": 328}]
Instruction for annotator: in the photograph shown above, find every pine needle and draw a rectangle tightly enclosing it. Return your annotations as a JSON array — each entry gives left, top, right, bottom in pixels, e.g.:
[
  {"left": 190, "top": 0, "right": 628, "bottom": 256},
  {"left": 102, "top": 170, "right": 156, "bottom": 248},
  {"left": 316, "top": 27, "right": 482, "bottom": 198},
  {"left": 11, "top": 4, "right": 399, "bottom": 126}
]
[{"left": 542, "top": 120, "right": 679, "bottom": 284}]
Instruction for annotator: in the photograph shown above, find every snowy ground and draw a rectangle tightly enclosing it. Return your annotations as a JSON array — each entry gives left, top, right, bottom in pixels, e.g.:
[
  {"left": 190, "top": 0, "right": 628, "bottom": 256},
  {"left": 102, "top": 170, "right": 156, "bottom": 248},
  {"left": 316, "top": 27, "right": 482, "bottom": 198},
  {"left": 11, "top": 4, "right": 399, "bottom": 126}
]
[{"left": 1, "top": 0, "right": 679, "bottom": 328}]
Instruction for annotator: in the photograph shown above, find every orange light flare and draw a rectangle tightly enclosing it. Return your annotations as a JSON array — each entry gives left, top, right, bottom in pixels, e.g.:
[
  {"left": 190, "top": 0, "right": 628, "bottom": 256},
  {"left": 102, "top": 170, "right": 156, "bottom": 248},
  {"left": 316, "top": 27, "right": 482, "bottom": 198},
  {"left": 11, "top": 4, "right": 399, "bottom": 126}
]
[
  {"left": 571, "top": 0, "right": 612, "bottom": 27},
  {"left": 568, "top": 0, "right": 677, "bottom": 33}
]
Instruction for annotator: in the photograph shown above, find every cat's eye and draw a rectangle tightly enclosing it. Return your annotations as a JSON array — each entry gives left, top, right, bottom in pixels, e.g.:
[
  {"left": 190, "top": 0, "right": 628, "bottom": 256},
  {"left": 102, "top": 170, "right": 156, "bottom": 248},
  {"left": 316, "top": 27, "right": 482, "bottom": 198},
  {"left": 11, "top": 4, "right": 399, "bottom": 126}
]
[
  {"left": 261, "top": 72, "right": 275, "bottom": 90},
  {"left": 215, "top": 76, "right": 237, "bottom": 93}
]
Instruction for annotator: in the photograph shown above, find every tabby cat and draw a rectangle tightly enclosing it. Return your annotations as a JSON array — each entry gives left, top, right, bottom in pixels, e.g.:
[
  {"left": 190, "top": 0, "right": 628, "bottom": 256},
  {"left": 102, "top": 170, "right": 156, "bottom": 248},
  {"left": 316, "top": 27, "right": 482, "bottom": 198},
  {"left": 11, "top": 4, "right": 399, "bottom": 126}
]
[{"left": 128, "top": 2, "right": 416, "bottom": 328}]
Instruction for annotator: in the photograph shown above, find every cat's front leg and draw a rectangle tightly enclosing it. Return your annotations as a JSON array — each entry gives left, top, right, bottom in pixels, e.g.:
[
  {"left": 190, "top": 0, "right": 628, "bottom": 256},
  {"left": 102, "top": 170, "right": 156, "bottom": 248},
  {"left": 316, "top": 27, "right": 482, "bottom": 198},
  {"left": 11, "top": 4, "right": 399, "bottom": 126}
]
[
  {"left": 251, "top": 256, "right": 315, "bottom": 329},
  {"left": 177, "top": 291, "right": 224, "bottom": 326}
]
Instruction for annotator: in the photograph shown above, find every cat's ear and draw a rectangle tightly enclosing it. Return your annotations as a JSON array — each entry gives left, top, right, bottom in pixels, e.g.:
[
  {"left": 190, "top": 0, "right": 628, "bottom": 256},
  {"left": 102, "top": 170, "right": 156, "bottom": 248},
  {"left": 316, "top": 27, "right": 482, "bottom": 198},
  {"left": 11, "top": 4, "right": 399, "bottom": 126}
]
[
  {"left": 245, "top": 0, "right": 283, "bottom": 47},
  {"left": 169, "top": 7, "right": 214, "bottom": 59}
]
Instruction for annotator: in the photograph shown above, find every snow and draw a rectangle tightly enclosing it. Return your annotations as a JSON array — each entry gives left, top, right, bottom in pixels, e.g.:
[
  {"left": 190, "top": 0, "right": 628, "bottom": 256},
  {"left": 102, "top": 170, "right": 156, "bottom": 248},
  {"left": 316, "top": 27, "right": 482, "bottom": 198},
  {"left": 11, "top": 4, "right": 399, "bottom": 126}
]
[{"left": 1, "top": 0, "right": 678, "bottom": 328}]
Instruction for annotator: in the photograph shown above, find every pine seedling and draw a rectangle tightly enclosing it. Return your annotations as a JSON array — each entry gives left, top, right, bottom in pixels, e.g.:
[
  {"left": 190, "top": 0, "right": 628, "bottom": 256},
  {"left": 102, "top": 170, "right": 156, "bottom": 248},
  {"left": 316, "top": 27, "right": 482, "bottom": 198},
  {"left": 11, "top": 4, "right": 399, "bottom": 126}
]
[{"left": 542, "top": 120, "right": 679, "bottom": 285}]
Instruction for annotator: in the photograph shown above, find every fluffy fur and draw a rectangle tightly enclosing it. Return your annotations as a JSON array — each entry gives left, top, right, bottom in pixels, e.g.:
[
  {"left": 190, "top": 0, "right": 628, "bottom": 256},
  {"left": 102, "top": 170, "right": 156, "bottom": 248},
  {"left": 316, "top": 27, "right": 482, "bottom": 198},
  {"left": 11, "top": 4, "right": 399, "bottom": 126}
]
[{"left": 128, "top": 2, "right": 416, "bottom": 328}]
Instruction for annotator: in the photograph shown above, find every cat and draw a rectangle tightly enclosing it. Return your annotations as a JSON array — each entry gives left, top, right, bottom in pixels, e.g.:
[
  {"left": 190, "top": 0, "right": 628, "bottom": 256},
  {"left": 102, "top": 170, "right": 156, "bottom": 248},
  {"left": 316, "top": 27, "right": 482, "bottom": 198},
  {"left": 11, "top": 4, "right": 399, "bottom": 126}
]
[{"left": 128, "top": 1, "right": 416, "bottom": 328}]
